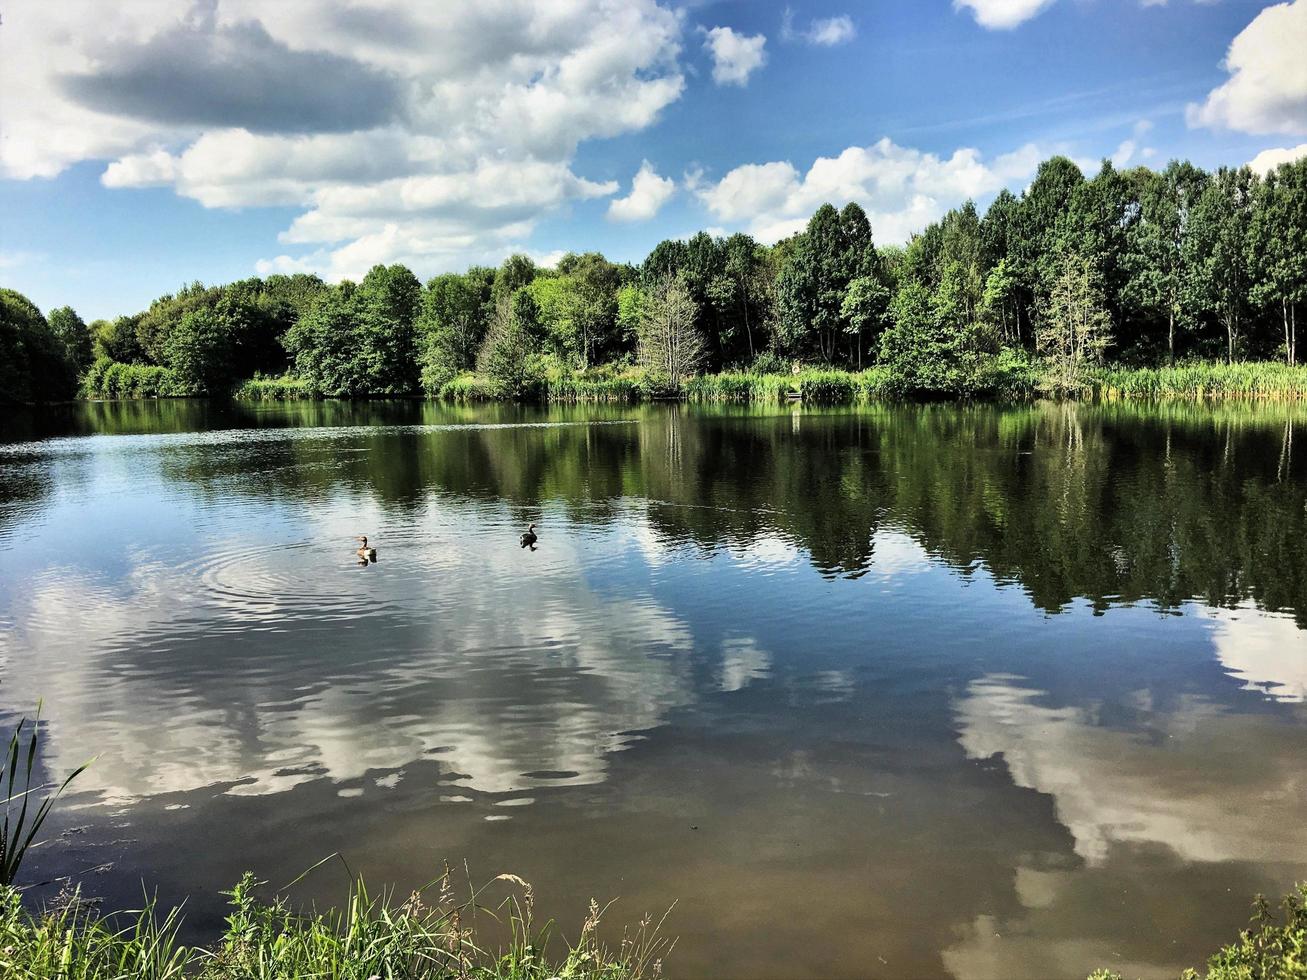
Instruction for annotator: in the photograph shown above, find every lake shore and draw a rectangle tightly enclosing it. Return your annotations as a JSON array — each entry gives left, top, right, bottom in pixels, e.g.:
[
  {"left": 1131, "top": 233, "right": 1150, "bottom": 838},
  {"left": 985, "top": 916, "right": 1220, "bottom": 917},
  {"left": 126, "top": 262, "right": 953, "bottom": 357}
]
[{"left": 221, "top": 360, "right": 1307, "bottom": 405}]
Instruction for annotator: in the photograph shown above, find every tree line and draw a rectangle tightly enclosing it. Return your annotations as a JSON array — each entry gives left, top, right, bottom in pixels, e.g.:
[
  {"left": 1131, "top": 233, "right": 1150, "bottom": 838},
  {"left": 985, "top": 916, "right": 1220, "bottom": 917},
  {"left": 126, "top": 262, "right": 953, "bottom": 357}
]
[{"left": 3, "top": 152, "right": 1305, "bottom": 404}]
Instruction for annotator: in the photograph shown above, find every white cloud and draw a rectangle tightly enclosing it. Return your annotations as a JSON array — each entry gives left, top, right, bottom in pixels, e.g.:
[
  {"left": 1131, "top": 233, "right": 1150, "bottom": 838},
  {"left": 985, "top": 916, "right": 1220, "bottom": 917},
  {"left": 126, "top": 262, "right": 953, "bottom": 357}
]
[
  {"left": 806, "top": 15, "right": 857, "bottom": 45},
  {"left": 1188, "top": 0, "right": 1307, "bottom": 135},
  {"left": 0, "top": 0, "right": 686, "bottom": 280},
  {"left": 1247, "top": 143, "right": 1307, "bottom": 174},
  {"left": 607, "top": 160, "right": 676, "bottom": 221},
  {"left": 695, "top": 137, "right": 1043, "bottom": 244},
  {"left": 781, "top": 10, "right": 857, "bottom": 45},
  {"left": 954, "top": 0, "right": 1058, "bottom": 30},
  {"left": 1108, "top": 119, "right": 1156, "bottom": 168},
  {"left": 702, "top": 26, "right": 767, "bottom": 86}
]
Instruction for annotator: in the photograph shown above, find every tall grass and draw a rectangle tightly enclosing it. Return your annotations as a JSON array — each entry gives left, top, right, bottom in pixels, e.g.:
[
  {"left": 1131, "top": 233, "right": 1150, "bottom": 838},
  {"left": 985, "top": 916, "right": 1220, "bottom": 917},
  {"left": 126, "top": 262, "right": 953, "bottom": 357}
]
[
  {"left": 231, "top": 374, "right": 317, "bottom": 401},
  {"left": 1094, "top": 361, "right": 1307, "bottom": 401},
  {"left": 438, "top": 372, "right": 499, "bottom": 403},
  {"left": 0, "top": 868, "right": 673, "bottom": 980}
]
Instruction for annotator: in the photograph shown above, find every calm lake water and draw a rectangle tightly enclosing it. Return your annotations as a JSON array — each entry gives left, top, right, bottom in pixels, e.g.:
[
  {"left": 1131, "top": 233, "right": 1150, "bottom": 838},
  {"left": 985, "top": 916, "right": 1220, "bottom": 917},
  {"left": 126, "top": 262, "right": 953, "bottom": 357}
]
[{"left": 1, "top": 399, "right": 1305, "bottom": 979}]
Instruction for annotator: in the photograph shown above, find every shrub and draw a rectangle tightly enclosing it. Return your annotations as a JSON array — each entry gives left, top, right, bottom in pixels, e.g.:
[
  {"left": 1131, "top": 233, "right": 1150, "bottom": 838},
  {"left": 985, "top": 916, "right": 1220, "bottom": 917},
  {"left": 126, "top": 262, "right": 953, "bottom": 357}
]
[{"left": 80, "top": 357, "right": 176, "bottom": 399}]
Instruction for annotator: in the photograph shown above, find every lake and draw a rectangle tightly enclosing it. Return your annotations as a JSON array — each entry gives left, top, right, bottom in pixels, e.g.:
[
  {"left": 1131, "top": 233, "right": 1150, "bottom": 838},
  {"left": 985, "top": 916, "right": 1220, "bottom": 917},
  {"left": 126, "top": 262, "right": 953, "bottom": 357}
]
[{"left": 1, "top": 399, "right": 1304, "bottom": 979}]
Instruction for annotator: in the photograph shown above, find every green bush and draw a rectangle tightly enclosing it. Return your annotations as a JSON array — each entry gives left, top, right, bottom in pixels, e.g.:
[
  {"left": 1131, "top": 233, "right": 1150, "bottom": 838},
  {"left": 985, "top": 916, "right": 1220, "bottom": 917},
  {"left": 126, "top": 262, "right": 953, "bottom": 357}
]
[{"left": 80, "top": 357, "right": 177, "bottom": 399}]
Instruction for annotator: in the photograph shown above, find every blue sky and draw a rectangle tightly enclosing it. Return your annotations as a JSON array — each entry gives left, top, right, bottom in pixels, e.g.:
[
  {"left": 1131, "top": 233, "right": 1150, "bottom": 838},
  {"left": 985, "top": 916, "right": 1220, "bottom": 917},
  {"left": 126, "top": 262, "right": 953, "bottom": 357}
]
[{"left": 2, "top": 0, "right": 1305, "bottom": 321}]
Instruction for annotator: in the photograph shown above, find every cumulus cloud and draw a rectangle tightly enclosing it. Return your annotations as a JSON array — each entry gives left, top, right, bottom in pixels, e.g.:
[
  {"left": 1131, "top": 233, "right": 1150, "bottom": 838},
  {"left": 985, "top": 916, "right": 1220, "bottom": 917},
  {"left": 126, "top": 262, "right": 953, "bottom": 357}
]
[
  {"left": 954, "top": 0, "right": 1058, "bottom": 30},
  {"left": 781, "top": 9, "right": 857, "bottom": 45},
  {"left": 694, "top": 137, "right": 1043, "bottom": 243},
  {"left": 0, "top": 0, "right": 686, "bottom": 279},
  {"left": 607, "top": 160, "right": 676, "bottom": 221},
  {"left": 1188, "top": 0, "right": 1307, "bottom": 135},
  {"left": 57, "top": 11, "right": 401, "bottom": 134},
  {"left": 702, "top": 26, "right": 767, "bottom": 86},
  {"left": 1247, "top": 143, "right": 1307, "bottom": 174}
]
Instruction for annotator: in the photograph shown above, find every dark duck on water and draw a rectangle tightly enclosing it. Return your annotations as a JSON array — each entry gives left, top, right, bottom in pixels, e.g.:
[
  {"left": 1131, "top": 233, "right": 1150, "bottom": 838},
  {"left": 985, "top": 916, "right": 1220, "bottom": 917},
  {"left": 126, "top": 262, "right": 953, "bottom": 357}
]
[{"left": 519, "top": 523, "right": 538, "bottom": 549}]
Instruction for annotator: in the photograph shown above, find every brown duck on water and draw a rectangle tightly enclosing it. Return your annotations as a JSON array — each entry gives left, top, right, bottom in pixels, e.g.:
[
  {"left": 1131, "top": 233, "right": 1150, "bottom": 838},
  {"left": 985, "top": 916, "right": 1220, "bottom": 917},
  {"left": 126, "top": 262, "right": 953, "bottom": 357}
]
[{"left": 355, "top": 535, "right": 377, "bottom": 561}]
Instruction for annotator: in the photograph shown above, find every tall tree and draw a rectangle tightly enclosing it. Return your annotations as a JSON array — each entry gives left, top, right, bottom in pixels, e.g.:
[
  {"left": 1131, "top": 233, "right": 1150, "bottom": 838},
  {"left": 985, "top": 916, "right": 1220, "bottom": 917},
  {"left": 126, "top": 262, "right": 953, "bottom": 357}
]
[
  {"left": 491, "top": 254, "right": 538, "bottom": 307},
  {"left": 1188, "top": 167, "right": 1256, "bottom": 363},
  {"left": 416, "top": 268, "right": 494, "bottom": 392},
  {"left": 1037, "top": 251, "right": 1112, "bottom": 392},
  {"left": 478, "top": 292, "right": 543, "bottom": 398},
  {"left": 1010, "top": 156, "right": 1086, "bottom": 336},
  {"left": 356, "top": 263, "right": 422, "bottom": 392},
  {"left": 47, "top": 306, "right": 93, "bottom": 375},
  {"left": 0, "top": 289, "right": 76, "bottom": 402},
  {"left": 637, "top": 277, "right": 705, "bottom": 391},
  {"left": 1124, "top": 161, "right": 1208, "bottom": 362},
  {"left": 1248, "top": 159, "right": 1307, "bottom": 365}
]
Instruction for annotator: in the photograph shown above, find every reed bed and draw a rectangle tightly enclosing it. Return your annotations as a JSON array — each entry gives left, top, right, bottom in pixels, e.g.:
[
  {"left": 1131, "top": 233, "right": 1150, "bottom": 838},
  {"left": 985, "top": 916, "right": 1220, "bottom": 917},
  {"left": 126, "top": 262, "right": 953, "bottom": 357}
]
[
  {"left": 1094, "top": 361, "right": 1307, "bottom": 401},
  {"left": 230, "top": 374, "right": 317, "bottom": 401},
  {"left": 0, "top": 870, "right": 673, "bottom": 980}
]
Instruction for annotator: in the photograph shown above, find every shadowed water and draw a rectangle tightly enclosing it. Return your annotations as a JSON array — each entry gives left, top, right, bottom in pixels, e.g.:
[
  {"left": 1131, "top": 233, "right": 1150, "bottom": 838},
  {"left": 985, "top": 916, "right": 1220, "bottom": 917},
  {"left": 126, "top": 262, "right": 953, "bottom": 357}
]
[{"left": 1, "top": 399, "right": 1304, "bottom": 979}]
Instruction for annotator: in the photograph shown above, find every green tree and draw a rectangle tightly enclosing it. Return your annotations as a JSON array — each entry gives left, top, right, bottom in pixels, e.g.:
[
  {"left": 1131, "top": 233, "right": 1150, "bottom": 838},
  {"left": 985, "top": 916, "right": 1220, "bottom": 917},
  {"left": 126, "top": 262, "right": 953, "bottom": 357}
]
[
  {"left": 93, "top": 315, "right": 144, "bottom": 363},
  {"left": 491, "top": 254, "right": 538, "bottom": 307},
  {"left": 1124, "top": 161, "right": 1208, "bottom": 362},
  {"left": 878, "top": 280, "right": 978, "bottom": 396},
  {"left": 530, "top": 252, "right": 624, "bottom": 368},
  {"left": 1037, "top": 251, "right": 1112, "bottom": 392},
  {"left": 981, "top": 258, "right": 1021, "bottom": 347},
  {"left": 0, "top": 289, "right": 76, "bottom": 402},
  {"left": 1188, "top": 167, "right": 1256, "bottom": 363},
  {"left": 774, "top": 203, "right": 873, "bottom": 363},
  {"left": 1010, "top": 156, "right": 1086, "bottom": 334},
  {"left": 163, "top": 306, "right": 235, "bottom": 395},
  {"left": 47, "top": 306, "right": 93, "bottom": 375},
  {"left": 477, "top": 292, "right": 543, "bottom": 398},
  {"left": 841, "top": 274, "right": 890, "bottom": 369},
  {"left": 637, "top": 277, "right": 705, "bottom": 391},
  {"left": 1248, "top": 158, "right": 1307, "bottom": 365},
  {"left": 284, "top": 285, "right": 370, "bottom": 396},
  {"left": 416, "top": 268, "right": 494, "bottom": 392},
  {"left": 356, "top": 263, "right": 422, "bottom": 392}
]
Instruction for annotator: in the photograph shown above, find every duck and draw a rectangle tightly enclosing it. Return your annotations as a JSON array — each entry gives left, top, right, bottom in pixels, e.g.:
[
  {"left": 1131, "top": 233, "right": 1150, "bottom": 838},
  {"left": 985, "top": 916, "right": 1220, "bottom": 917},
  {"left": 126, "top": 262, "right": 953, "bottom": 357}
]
[
  {"left": 519, "top": 523, "right": 538, "bottom": 549},
  {"left": 355, "top": 535, "right": 377, "bottom": 561}
]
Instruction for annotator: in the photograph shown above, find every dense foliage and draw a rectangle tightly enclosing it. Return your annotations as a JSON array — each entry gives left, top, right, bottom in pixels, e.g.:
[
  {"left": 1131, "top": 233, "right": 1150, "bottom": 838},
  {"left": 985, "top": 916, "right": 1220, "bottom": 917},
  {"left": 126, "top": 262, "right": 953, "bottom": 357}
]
[{"left": 8, "top": 153, "right": 1307, "bottom": 403}]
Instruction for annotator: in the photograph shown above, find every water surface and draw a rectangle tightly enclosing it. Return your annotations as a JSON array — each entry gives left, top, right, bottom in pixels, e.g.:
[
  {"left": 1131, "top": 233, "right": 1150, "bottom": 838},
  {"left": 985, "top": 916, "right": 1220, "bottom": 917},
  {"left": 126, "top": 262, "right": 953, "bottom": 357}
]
[{"left": 1, "top": 399, "right": 1305, "bottom": 979}]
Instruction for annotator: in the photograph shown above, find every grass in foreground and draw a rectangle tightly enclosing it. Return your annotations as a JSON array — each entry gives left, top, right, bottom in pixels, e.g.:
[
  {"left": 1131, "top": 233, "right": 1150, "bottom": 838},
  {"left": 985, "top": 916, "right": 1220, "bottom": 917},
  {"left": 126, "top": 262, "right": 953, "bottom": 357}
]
[{"left": 0, "top": 869, "right": 672, "bottom": 980}]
